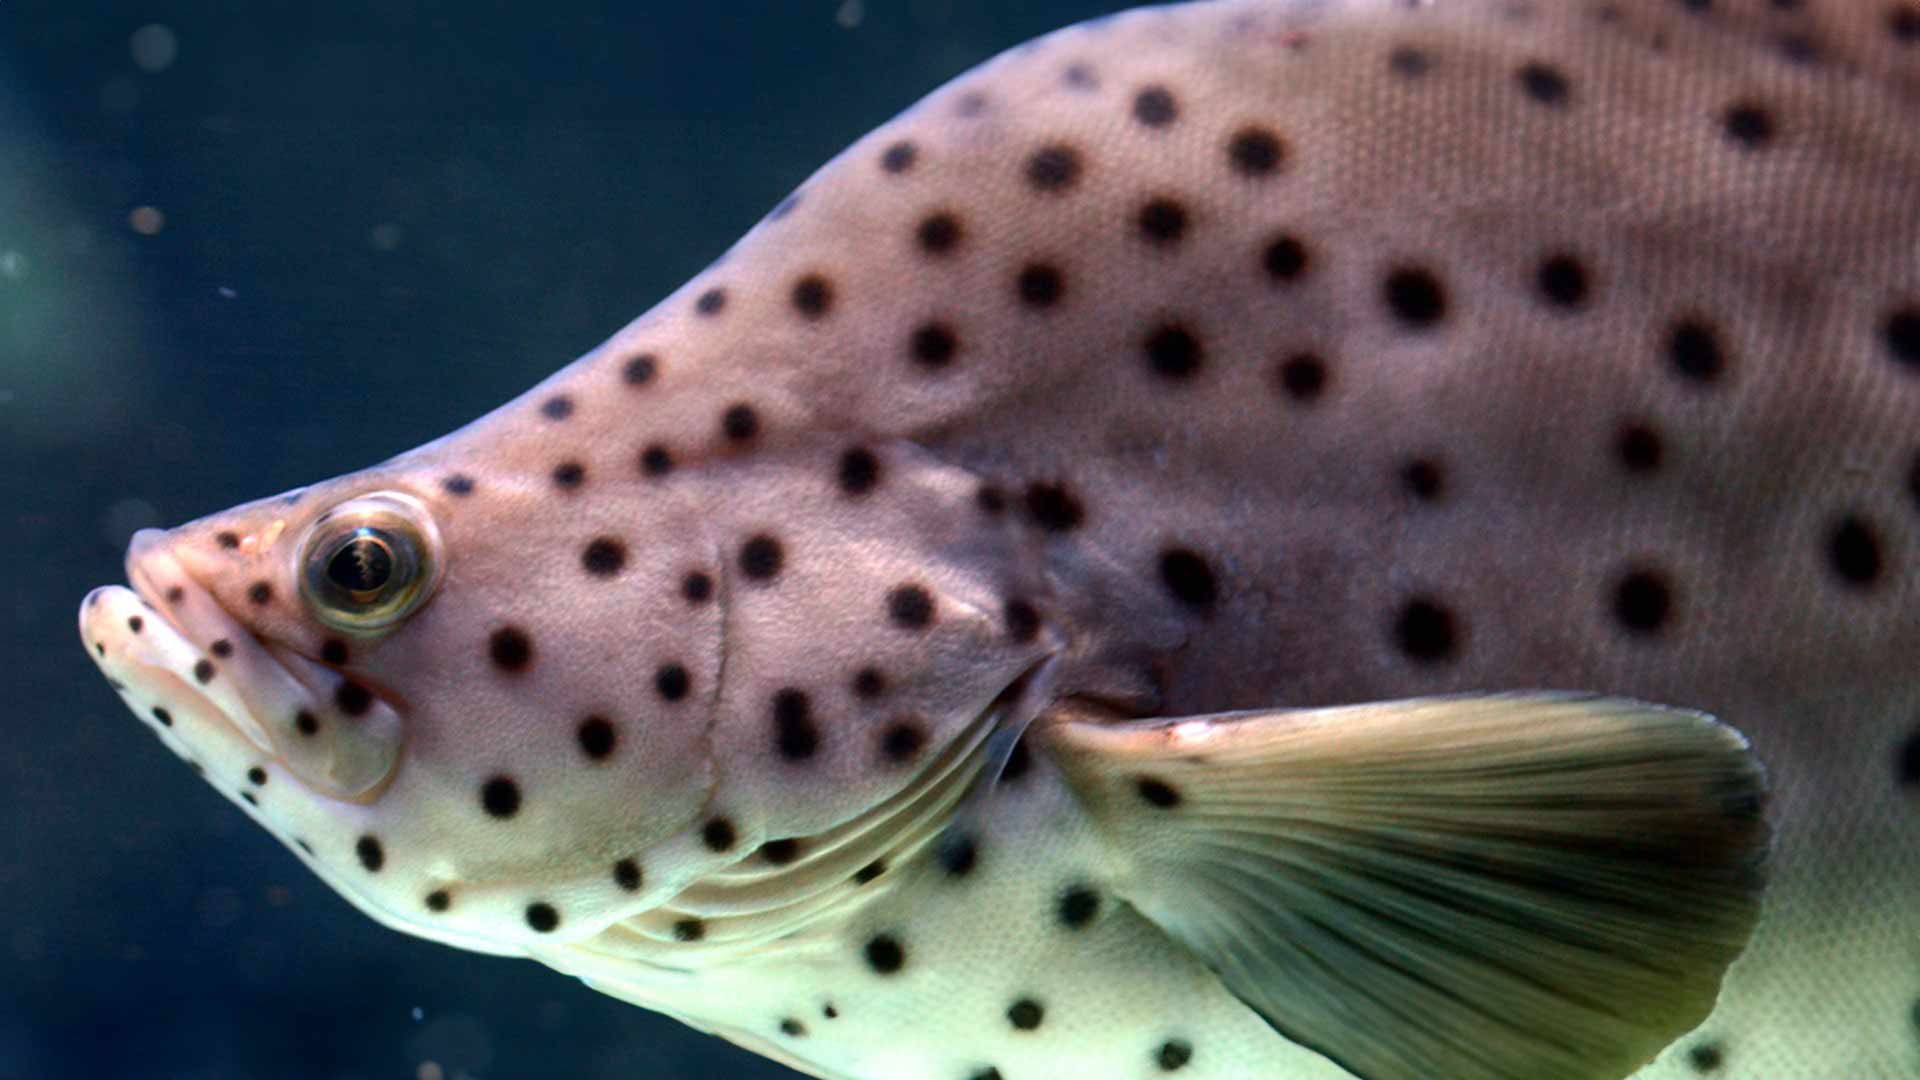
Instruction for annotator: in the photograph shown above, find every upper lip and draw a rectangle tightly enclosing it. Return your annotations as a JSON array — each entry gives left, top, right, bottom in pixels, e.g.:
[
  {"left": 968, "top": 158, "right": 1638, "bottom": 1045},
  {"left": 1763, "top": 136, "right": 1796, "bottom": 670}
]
[{"left": 123, "top": 528, "right": 283, "bottom": 754}]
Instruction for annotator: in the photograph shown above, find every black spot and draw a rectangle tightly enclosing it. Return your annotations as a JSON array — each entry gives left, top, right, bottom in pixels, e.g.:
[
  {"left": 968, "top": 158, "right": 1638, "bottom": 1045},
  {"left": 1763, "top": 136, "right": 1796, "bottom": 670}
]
[
  {"left": 1137, "top": 198, "right": 1188, "bottom": 247},
  {"left": 208, "top": 639, "right": 233, "bottom": 658},
  {"left": 970, "top": 1070, "right": 1004, "bottom": 1080},
  {"left": 1892, "top": 5, "right": 1920, "bottom": 43},
  {"left": 779, "top": 1018, "right": 806, "bottom": 1038},
  {"left": 581, "top": 537, "right": 626, "bottom": 577},
  {"left": 886, "top": 584, "right": 936, "bottom": 630},
  {"left": 1667, "top": 319, "right": 1726, "bottom": 382},
  {"left": 1518, "top": 62, "right": 1571, "bottom": 105},
  {"left": 1133, "top": 85, "right": 1178, "bottom": 127},
  {"left": 1723, "top": 102, "right": 1775, "bottom": 147},
  {"left": 1278, "top": 353, "right": 1327, "bottom": 402},
  {"left": 910, "top": 321, "right": 959, "bottom": 368},
  {"left": 577, "top": 715, "right": 617, "bottom": 761},
  {"left": 881, "top": 140, "right": 918, "bottom": 174},
  {"left": 1909, "top": 452, "right": 1920, "bottom": 509},
  {"left": 774, "top": 688, "right": 819, "bottom": 761},
  {"left": 864, "top": 934, "right": 905, "bottom": 974},
  {"left": 936, "top": 830, "right": 977, "bottom": 877},
  {"left": 1885, "top": 307, "right": 1920, "bottom": 368},
  {"left": 1383, "top": 266, "right": 1448, "bottom": 328},
  {"left": 839, "top": 447, "right": 881, "bottom": 496},
  {"left": 721, "top": 403, "right": 760, "bottom": 442},
  {"left": 682, "top": 571, "right": 714, "bottom": 605},
  {"left": 442, "top": 474, "right": 475, "bottom": 497},
  {"left": 614, "top": 858, "right": 642, "bottom": 891},
  {"left": 1827, "top": 515, "right": 1883, "bottom": 587},
  {"left": 1537, "top": 254, "right": 1589, "bottom": 308},
  {"left": 215, "top": 530, "right": 240, "bottom": 550},
  {"left": 320, "top": 638, "right": 349, "bottom": 665},
  {"left": 1058, "top": 885, "right": 1100, "bottom": 928},
  {"left": 1263, "top": 234, "right": 1309, "bottom": 282},
  {"left": 551, "top": 461, "right": 585, "bottom": 489},
  {"left": 356, "top": 835, "right": 384, "bottom": 872},
  {"left": 1136, "top": 776, "right": 1181, "bottom": 808},
  {"left": 425, "top": 890, "right": 451, "bottom": 912},
  {"left": 151, "top": 706, "right": 173, "bottom": 727},
  {"left": 164, "top": 585, "right": 185, "bottom": 604},
  {"left": 1226, "top": 126, "right": 1284, "bottom": 178},
  {"left": 127, "top": 615, "right": 143, "bottom": 633},
  {"left": 541, "top": 395, "right": 574, "bottom": 420},
  {"left": 1026, "top": 144, "right": 1083, "bottom": 191},
  {"left": 1395, "top": 598, "right": 1459, "bottom": 661},
  {"left": 489, "top": 627, "right": 532, "bottom": 672},
  {"left": 1158, "top": 547, "right": 1219, "bottom": 612},
  {"left": 525, "top": 902, "right": 560, "bottom": 933},
  {"left": 957, "top": 91, "right": 989, "bottom": 117},
  {"left": 1613, "top": 569, "right": 1674, "bottom": 634},
  {"left": 760, "top": 838, "right": 801, "bottom": 865},
  {"left": 976, "top": 484, "right": 1007, "bottom": 515},
  {"left": 1004, "top": 598, "right": 1041, "bottom": 644},
  {"left": 695, "top": 288, "right": 726, "bottom": 316},
  {"left": 1897, "top": 729, "right": 1919, "bottom": 788},
  {"left": 1687, "top": 1040, "right": 1724, "bottom": 1072},
  {"left": 1017, "top": 263, "right": 1065, "bottom": 309},
  {"left": 1003, "top": 739, "right": 1032, "bottom": 782},
  {"left": 481, "top": 775, "right": 521, "bottom": 819},
  {"left": 1144, "top": 323, "right": 1203, "bottom": 379},
  {"left": 853, "top": 667, "right": 887, "bottom": 699},
  {"left": 1388, "top": 46, "right": 1431, "bottom": 77},
  {"left": 673, "top": 918, "right": 705, "bottom": 942},
  {"left": 294, "top": 710, "right": 319, "bottom": 736},
  {"left": 1777, "top": 31, "right": 1818, "bottom": 64},
  {"left": 247, "top": 581, "right": 273, "bottom": 606},
  {"left": 702, "top": 817, "right": 736, "bottom": 853},
  {"left": 1024, "top": 482, "right": 1084, "bottom": 532},
  {"left": 640, "top": 444, "right": 673, "bottom": 477},
  {"left": 193, "top": 659, "right": 215, "bottom": 684},
  {"left": 655, "top": 662, "right": 691, "bottom": 702},
  {"left": 916, "top": 212, "right": 962, "bottom": 255},
  {"left": 296, "top": 839, "right": 314, "bottom": 856},
  {"left": 739, "top": 534, "right": 784, "bottom": 581},
  {"left": 246, "top": 766, "right": 267, "bottom": 786},
  {"left": 881, "top": 720, "right": 926, "bottom": 764},
  {"left": 1063, "top": 62, "right": 1098, "bottom": 90},
  {"left": 853, "top": 860, "right": 886, "bottom": 885},
  {"left": 335, "top": 680, "right": 372, "bottom": 717},
  {"left": 623, "top": 354, "right": 658, "bottom": 386},
  {"left": 791, "top": 274, "right": 834, "bottom": 319},
  {"left": 1617, "top": 422, "right": 1664, "bottom": 473},
  {"left": 1007, "top": 998, "right": 1044, "bottom": 1031},
  {"left": 822, "top": 1003, "right": 838, "bottom": 1019}
]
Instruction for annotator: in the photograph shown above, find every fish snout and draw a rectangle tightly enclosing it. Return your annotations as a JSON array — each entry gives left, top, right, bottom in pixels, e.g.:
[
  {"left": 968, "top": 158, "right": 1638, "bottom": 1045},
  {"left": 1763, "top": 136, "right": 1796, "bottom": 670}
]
[{"left": 92, "top": 529, "right": 403, "bottom": 802}]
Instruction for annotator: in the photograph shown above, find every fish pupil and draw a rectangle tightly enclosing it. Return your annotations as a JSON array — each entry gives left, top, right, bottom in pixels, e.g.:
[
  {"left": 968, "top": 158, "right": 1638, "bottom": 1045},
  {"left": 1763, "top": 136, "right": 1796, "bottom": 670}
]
[{"left": 327, "top": 532, "right": 395, "bottom": 596}]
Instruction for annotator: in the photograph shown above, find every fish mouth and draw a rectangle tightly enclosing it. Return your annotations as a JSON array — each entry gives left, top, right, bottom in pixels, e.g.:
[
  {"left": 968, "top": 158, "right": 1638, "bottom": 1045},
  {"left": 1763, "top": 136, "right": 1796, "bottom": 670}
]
[{"left": 80, "top": 529, "right": 402, "bottom": 801}]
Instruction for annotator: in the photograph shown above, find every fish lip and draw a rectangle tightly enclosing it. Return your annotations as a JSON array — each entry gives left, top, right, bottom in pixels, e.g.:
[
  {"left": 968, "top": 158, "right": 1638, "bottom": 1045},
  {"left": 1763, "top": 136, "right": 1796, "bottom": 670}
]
[{"left": 118, "top": 528, "right": 283, "bottom": 755}]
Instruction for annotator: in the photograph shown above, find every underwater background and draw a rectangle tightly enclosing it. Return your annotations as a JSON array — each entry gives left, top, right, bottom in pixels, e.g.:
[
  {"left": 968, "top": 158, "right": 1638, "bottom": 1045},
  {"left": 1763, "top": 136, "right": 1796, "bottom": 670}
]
[{"left": 2, "top": 2, "right": 1119, "bottom": 1077}]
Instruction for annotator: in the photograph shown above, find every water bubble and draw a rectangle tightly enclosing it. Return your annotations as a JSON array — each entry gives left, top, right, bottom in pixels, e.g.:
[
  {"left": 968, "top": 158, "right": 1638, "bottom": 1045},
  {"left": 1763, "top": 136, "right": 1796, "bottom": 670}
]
[
  {"left": 836, "top": 0, "right": 865, "bottom": 28},
  {"left": 128, "top": 206, "right": 165, "bottom": 235},
  {"left": 130, "top": 25, "right": 179, "bottom": 73}
]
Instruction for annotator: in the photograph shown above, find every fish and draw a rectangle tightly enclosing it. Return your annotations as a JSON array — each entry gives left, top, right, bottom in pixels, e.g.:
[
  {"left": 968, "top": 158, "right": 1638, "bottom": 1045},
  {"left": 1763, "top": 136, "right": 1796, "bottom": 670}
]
[{"left": 75, "top": 0, "right": 1920, "bottom": 1077}]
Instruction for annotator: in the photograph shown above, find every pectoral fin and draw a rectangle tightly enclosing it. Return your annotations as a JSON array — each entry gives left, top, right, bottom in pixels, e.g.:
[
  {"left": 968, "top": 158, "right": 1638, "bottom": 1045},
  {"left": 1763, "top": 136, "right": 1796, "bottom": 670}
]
[{"left": 1046, "top": 692, "right": 1769, "bottom": 1080}]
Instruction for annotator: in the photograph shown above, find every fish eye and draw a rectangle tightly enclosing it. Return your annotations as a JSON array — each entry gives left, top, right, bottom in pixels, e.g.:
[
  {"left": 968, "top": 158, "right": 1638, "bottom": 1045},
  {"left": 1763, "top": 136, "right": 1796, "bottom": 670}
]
[{"left": 298, "top": 492, "right": 443, "bottom": 633}]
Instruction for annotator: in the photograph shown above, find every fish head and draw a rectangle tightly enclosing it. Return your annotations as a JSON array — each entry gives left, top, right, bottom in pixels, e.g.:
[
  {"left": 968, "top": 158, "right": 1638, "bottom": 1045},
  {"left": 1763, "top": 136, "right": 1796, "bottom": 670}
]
[{"left": 79, "top": 449, "right": 726, "bottom": 955}]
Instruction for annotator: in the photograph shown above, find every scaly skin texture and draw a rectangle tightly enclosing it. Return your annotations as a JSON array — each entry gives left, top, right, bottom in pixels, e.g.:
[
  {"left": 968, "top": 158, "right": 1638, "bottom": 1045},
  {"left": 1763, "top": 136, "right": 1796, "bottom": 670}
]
[{"left": 80, "top": 2, "right": 1919, "bottom": 1077}]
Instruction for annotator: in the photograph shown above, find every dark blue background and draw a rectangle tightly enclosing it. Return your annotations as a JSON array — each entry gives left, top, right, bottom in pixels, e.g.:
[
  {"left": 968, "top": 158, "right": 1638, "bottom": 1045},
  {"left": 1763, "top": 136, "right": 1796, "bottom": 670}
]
[{"left": 1, "top": 2, "right": 1125, "bottom": 1077}]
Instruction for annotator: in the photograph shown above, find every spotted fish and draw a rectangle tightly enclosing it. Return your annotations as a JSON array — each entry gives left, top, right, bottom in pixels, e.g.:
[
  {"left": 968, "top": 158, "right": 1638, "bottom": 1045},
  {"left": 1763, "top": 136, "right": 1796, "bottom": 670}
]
[{"left": 78, "top": 0, "right": 1920, "bottom": 1077}]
